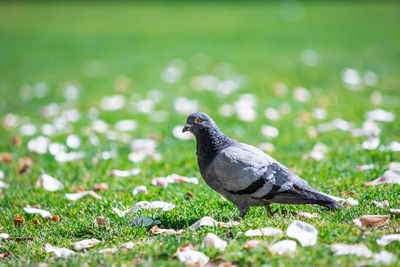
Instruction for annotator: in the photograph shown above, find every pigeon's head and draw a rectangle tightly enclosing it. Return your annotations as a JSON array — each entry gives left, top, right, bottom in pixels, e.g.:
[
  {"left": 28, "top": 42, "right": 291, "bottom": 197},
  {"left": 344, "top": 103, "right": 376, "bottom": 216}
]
[{"left": 182, "top": 112, "right": 218, "bottom": 135}]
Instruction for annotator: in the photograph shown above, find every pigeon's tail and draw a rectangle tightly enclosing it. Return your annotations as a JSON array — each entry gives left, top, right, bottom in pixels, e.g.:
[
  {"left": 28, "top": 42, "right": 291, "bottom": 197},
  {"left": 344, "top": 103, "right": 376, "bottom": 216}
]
[
  {"left": 320, "top": 199, "right": 343, "bottom": 210},
  {"left": 267, "top": 185, "right": 343, "bottom": 210}
]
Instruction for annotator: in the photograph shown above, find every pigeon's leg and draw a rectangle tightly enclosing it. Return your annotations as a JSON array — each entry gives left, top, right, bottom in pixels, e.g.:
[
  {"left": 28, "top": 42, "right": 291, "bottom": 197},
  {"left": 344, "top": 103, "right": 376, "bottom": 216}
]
[
  {"left": 238, "top": 206, "right": 249, "bottom": 219},
  {"left": 263, "top": 203, "right": 278, "bottom": 217}
]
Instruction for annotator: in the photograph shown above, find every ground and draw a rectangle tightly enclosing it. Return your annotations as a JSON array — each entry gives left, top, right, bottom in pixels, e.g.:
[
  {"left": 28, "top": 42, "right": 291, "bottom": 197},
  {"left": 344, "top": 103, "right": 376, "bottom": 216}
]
[{"left": 0, "top": 1, "right": 399, "bottom": 266}]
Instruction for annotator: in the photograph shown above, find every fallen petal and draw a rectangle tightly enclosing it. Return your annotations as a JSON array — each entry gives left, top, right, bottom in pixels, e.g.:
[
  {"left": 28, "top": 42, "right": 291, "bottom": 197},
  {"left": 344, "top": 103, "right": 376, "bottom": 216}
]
[
  {"left": 111, "top": 168, "right": 141, "bottom": 177},
  {"left": 120, "top": 241, "right": 134, "bottom": 251},
  {"left": 99, "top": 248, "right": 117, "bottom": 254},
  {"left": 365, "top": 168, "right": 400, "bottom": 186},
  {"left": 353, "top": 215, "right": 389, "bottom": 228},
  {"left": 175, "top": 243, "right": 209, "bottom": 267},
  {"left": 65, "top": 191, "right": 102, "bottom": 201},
  {"left": 331, "top": 243, "right": 373, "bottom": 258},
  {"left": 132, "top": 185, "right": 147, "bottom": 195},
  {"left": 286, "top": 220, "right": 318, "bottom": 246},
  {"left": 190, "top": 217, "right": 218, "bottom": 230},
  {"left": 269, "top": 240, "right": 297, "bottom": 255},
  {"left": 377, "top": 234, "right": 400, "bottom": 246},
  {"left": 372, "top": 200, "right": 389, "bottom": 208},
  {"left": 150, "top": 225, "right": 183, "bottom": 235},
  {"left": 373, "top": 250, "right": 396, "bottom": 264},
  {"left": 298, "top": 212, "right": 319, "bottom": 219},
  {"left": 244, "top": 227, "right": 283, "bottom": 237},
  {"left": 202, "top": 233, "right": 227, "bottom": 251},
  {"left": 0, "top": 233, "right": 9, "bottom": 239},
  {"left": 45, "top": 243, "right": 75, "bottom": 257},
  {"left": 112, "top": 207, "right": 130, "bottom": 218},
  {"left": 23, "top": 207, "right": 51, "bottom": 218},
  {"left": 244, "top": 240, "right": 262, "bottom": 249},
  {"left": 36, "top": 174, "right": 64, "bottom": 192},
  {"left": 72, "top": 238, "right": 101, "bottom": 250}
]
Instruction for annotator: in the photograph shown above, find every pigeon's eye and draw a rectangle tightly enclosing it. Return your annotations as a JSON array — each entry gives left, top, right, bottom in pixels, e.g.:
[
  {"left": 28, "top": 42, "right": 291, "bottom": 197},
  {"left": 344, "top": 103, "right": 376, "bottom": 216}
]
[{"left": 194, "top": 117, "right": 201, "bottom": 124}]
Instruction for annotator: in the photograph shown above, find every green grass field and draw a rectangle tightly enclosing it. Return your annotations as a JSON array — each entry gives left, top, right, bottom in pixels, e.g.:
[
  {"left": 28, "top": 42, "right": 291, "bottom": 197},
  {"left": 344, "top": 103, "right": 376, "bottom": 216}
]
[{"left": 0, "top": 1, "right": 399, "bottom": 266}]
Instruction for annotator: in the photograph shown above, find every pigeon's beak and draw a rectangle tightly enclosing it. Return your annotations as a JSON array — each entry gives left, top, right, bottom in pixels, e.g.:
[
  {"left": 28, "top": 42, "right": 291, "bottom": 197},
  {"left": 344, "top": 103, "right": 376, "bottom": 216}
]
[{"left": 182, "top": 124, "right": 192, "bottom": 133}]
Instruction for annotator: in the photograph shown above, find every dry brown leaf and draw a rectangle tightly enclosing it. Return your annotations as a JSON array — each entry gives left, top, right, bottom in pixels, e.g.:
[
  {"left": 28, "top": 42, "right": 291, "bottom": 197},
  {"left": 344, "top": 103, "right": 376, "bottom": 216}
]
[
  {"left": 0, "top": 251, "right": 11, "bottom": 259},
  {"left": 51, "top": 215, "right": 60, "bottom": 222},
  {"left": 18, "top": 157, "right": 34, "bottom": 174},
  {"left": 96, "top": 216, "right": 107, "bottom": 226},
  {"left": 186, "top": 192, "right": 195, "bottom": 198},
  {"left": 13, "top": 216, "right": 24, "bottom": 226},
  {"left": 150, "top": 225, "right": 159, "bottom": 234},
  {"left": 353, "top": 215, "right": 389, "bottom": 228},
  {"left": 93, "top": 183, "right": 109, "bottom": 191},
  {"left": 9, "top": 136, "right": 22, "bottom": 147},
  {"left": 0, "top": 153, "right": 12, "bottom": 163}
]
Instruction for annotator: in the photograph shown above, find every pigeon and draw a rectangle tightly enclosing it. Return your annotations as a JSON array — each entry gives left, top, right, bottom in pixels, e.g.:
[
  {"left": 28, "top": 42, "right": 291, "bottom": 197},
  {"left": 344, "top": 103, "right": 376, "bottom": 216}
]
[{"left": 182, "top": 112, "right": 342, "bottom": 218}]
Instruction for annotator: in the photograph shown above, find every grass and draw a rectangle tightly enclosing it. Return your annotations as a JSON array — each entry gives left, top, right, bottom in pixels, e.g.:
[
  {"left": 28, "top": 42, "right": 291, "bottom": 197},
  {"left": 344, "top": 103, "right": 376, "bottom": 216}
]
[{"left": 0, "top": 1, "right": 399, "bottom": 266}]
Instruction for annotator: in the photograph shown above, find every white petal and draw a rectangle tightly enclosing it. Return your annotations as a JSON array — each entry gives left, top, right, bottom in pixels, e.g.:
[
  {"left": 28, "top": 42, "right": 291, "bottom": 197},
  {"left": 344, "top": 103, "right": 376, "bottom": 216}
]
[
  {"left": 270, "top": 240, "right": 297, "bottom": 255},
  {"left": 132, "top": 185, "right": 147, "bottom": 195},
  {"left": 65, "top": 191, "right": 101, "bottom": 201},
  {"left": 111, "top": 168, "right": 141, "bottom": 177},
  {"left": 72, "top": 238, "right": 101, "bottom": 250},
  {"left": 190, "top": 217, "right": 218, "bottom": 230},
  {"left": 115, "top": 120, "right": 137, "bottom": 132},
  {"left": 373, "top": 250, "right": 396, "bottom": 264},
  {"left": 37, "top": 174, "right": 64, "bottom": 192},
  {"left": 28, "top": 136, "right": 49, "bottom": 154},
  {"left": 202, "top": 233, "right": 227, "bottom": 251},
  {"left": 24, "top": 207, "right": 51, "bottom": 218},
  {"left": 0, "top": 233, "right": 9, "bottom": 239},
  {"left": 365, "top": 168, "right": 400, "bottom": 186},
  {"left": 175, "top": 244, "right": 209, "bottom": 267},
  {"left": 372, "top": 200, "right": 389, "bottom": 208},
  {"left": 99, "top": 248, "right": 117, "bottom": 254},
  {"left": 365, "top": 109, "right": 395, "bottom": 122},
  {"left": 112, "top": 207, "right": 130, "bottom": 218},
  {"left": 45, "top": 243, "right": 75, "bottom": 257},
  {"left": 120, "top": 241, "right": 134, "bottom": 251},
  {"left": 100, "top": 95, "right": 126, "bottom": 111},
  {"left": 286, "top": 220, "right": 318, "bottom": 246},
  {"left": 244, "top": 227, "right": 283, "bottom": 237},
  {"left": 66, "top": 134, "right": 81, "bottom": 149},
  {"left": 0, "top": 181, "right": 8, "bottom": 188},
  {"left": 244, "top": 240, "right": 262, "bottom": 249},
  {"left": 331, "top": 243, "right": 373, "bottom": 258},
  {"left": 261, "top": 125, "right": 279, "bottom": 139},
  {"left": 377, "top": 234, "right": 400, "bottom": 246}
]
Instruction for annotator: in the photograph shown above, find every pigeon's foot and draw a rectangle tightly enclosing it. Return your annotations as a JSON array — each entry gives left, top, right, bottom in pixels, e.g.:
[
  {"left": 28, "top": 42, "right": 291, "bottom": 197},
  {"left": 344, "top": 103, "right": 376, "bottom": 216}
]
[
  {"left": 237, "top": 206, "right": 249, "bottom": 219},
  {"left": 264, "top": 204, "right": 277, "bottom": 217},
  {"left": 280, "top": 209, "right": 297, "bottom": 216},
  {"left": 264, "top": 204, "right": 297, "bottom": 217}
]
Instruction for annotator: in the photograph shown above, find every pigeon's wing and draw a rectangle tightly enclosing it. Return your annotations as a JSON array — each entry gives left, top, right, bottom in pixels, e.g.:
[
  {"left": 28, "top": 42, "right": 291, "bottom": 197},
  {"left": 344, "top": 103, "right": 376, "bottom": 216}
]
[{"left": 208, "top": 142, "right": 338, "bottom": 206}]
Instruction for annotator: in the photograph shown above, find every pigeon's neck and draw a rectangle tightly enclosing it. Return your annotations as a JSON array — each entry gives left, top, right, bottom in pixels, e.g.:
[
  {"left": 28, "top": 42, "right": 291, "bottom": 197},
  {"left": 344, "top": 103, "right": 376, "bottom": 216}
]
[{"left": 196, "top": 127, "right": 233, "bottom": 170}]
